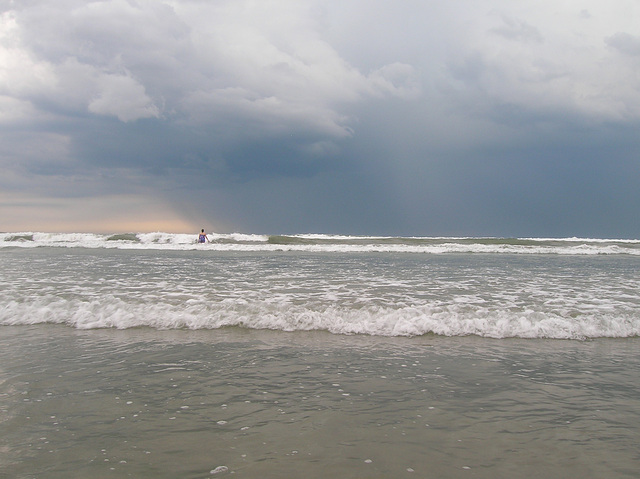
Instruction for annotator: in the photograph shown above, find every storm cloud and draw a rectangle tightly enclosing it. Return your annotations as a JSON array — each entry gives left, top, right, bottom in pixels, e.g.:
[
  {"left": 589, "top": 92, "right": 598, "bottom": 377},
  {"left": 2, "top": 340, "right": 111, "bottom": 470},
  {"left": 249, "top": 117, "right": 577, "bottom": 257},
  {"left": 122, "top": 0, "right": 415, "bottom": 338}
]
[{"left": 2, "top": 0, "right": 640, "bottom": 237}]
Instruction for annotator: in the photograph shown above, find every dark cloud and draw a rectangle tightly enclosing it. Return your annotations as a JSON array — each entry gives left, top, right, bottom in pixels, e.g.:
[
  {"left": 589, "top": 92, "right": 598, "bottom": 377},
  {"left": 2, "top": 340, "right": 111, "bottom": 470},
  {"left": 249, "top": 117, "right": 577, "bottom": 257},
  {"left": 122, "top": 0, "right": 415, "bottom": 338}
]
[{"left": 2, "top": 1, "right": 640, "bottom": 237}]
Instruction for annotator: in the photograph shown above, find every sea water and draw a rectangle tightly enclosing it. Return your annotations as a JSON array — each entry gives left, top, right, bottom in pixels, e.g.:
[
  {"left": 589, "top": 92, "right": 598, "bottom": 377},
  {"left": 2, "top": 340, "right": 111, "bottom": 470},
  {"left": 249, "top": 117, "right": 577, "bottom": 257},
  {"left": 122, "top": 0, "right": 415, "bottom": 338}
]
[{"left": 1, "top": 233, "right": 640, "bottom": 478}]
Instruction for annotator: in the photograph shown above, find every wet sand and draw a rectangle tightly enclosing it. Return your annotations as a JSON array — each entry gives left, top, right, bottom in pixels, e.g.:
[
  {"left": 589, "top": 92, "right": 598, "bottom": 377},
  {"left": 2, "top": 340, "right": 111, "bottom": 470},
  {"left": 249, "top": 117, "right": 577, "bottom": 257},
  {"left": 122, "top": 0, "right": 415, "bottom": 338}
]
[{"left": 1, "top": 325, "right": 639, "bottom": 478}]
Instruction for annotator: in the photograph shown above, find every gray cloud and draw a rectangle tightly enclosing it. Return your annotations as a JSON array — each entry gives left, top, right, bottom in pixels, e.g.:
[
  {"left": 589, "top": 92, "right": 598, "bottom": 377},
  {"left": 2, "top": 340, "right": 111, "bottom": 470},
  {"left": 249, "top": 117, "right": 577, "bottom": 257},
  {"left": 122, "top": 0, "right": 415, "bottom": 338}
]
[
  {"left": 2, "top": 0, "right": 640, "bottom": 237},
  {"left": 606, "top": 32, "right": 640, "bottom": 57},
  {"left": 490, "top": 15, "right": 544, "bottom": 43}
]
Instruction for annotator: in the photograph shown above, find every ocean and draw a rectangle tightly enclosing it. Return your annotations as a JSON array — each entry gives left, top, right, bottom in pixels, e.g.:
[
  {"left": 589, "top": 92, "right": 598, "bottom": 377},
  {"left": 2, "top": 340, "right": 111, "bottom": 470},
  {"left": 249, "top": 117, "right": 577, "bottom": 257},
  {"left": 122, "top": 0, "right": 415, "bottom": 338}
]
[{"left": 1, "top": 232, "right": 639, "bottom": 478}]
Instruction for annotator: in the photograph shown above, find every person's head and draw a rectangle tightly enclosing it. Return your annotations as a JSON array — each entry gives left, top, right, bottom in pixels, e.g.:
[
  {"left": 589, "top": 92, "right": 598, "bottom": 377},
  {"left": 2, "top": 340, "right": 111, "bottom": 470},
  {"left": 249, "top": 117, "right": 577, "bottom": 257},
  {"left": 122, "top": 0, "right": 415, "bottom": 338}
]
[{"left": 201, "top": 229, "right": 205, "bottom": 233}]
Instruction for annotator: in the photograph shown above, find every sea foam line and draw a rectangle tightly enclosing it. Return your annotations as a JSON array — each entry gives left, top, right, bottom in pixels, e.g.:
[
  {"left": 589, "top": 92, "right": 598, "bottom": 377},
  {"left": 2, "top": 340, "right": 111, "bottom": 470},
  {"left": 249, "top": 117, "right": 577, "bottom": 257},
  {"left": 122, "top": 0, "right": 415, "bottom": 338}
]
[
  {"left": 1, "top": 232, "right": 639, "bottom": 255},
  {"left": 1, "top": 295, "right": 639, "bottom": 339}
]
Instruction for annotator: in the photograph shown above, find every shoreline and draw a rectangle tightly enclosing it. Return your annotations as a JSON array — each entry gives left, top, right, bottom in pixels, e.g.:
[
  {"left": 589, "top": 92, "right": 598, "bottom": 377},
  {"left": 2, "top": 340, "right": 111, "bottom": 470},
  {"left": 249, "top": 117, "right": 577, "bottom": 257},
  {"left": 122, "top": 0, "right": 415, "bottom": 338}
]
[{"left": 2, "top": 324, "right": 639, "bottom": 478}]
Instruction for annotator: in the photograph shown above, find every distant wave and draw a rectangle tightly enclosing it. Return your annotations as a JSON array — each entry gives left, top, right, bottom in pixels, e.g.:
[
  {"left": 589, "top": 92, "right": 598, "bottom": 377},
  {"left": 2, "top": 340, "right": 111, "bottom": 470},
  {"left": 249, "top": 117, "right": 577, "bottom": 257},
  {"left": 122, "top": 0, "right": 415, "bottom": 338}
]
[{"left": 1, "top": 231, "right": 640, "bottom": 255}]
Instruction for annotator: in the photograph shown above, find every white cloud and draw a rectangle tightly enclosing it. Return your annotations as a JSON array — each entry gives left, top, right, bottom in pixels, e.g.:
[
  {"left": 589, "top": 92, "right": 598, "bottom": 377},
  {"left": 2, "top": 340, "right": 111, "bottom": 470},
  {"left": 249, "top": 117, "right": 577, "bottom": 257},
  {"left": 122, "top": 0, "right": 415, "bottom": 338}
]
[
  {"left": 4, "top": 0, "right": 640, "bottom": 132},
  {"left": 368, "top": 63, "right": 421, "bottom": 99},
  {"left": 167, "top": 1, "right": 420, "bottom": 139},
  {"left": 1, "top": 0, "right": 419, "bottom": 136},
  {"left": 0, "top": 39, "right": 56, "bottom": 97},
  {"left": 88, "top": 73, "right": 160, "bottom": 122},
  {"left": 439, "top": 1, "right": 640, "bottom": 123},
  {"left": 182, "top": 87, "right": 354, "bottom": 139},
  {"left": 0, "top": 95, "right": 43, "bottom": 124}
]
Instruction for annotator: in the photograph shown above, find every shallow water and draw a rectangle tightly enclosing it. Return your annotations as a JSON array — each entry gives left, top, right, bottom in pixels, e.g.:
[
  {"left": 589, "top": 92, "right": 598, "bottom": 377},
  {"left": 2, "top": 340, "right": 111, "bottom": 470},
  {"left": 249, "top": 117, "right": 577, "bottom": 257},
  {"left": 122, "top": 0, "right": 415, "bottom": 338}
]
[
  {"left": 2, "top": 248, "right": 640, "bottom": 338},
  {"left": 1, "top": 326, "right": 639, "bottom": 478},
  {"left": 1, "top": 243, "right": 640, "bottom": 477}
]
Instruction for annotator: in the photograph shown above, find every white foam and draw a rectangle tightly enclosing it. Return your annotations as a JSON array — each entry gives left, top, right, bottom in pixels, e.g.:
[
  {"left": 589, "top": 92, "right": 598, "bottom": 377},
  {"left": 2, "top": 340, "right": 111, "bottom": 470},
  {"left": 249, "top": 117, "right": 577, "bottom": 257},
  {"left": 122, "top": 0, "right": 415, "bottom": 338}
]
[
  {"left": 1, "top": 231, "right": 639, "bottom": 254},
  {"left": 2, "top": 294, "right": 638, "bottom": 339},
  {"left": 2, "top": 231, "right": 639, "bottom": 339}
]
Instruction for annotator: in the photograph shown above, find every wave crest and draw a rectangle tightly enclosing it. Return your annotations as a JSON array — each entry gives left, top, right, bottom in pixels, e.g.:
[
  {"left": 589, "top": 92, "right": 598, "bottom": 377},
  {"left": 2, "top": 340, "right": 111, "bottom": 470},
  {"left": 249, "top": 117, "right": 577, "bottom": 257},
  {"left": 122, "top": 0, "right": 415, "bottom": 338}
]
[
  {"left": 1, "top": 232, "right": 640, "bottom": 255},
  {"left": 2, "top": 295, "right": 638, "bottom": 339}
]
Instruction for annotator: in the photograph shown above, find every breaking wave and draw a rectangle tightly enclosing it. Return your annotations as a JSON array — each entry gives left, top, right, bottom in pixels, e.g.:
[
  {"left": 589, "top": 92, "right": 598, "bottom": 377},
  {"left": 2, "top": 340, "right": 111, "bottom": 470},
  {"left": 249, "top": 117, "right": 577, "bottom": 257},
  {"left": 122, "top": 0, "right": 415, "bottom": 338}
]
[
  {"left": 2, "top": 231, "right": 640, "bottom": 255},
  {"left": 2, "top": 294, "right": 639, "bottom": 340}
]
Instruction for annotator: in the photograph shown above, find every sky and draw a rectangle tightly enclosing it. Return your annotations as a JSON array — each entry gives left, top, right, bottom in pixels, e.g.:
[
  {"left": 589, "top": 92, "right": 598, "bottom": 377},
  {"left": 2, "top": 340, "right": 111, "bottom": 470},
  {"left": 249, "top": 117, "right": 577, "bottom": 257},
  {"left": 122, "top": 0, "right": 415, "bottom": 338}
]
[{"left": 1, "top": 0, "right": 640, "bottom": 237}]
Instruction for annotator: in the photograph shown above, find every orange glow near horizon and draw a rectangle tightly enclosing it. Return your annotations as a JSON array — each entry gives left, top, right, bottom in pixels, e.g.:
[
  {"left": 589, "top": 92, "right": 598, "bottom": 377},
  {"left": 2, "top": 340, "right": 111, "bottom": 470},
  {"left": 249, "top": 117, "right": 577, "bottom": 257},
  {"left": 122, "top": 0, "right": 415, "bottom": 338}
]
[{"left": 0, "top": 193, "right": 212, "bottom": 234}]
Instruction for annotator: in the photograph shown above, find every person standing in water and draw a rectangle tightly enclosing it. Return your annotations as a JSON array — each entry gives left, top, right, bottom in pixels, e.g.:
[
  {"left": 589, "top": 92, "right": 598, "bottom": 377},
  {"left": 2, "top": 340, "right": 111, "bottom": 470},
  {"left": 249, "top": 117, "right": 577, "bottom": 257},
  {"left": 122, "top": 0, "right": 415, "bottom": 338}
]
[{"left": 198, "top": 229, "right": 210, "bottom": 243}]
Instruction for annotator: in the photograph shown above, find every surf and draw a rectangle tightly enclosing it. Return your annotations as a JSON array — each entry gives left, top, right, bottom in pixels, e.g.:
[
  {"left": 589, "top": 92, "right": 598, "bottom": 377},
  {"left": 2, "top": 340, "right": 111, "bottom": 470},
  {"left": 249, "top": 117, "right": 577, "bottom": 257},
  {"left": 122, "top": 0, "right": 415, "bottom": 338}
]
[{"left": 2, "top": 231, "right": 640, "bottom": 255}]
